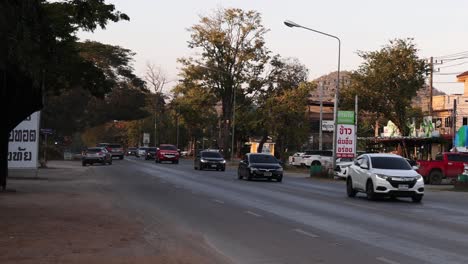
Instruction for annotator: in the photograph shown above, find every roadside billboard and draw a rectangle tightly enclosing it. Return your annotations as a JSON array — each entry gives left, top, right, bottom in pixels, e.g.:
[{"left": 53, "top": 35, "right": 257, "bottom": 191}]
[
  {"left": 336, "top": 111, "right": 356, "bottom": 158},
  {"left": 8, "top": 111, "right": 41, "bottom": 169},
  {"left": 143, "top": 133, "right": 150, "bottom": 146}
]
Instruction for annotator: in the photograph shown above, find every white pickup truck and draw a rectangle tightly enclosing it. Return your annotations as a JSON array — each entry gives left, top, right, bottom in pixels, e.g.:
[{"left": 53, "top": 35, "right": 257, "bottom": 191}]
[
  {"left": 288, "top": 152, "right": 305, "bottom": 166},
  {"left": 301, "top": 150, "right": 333, "bottom": 168}
]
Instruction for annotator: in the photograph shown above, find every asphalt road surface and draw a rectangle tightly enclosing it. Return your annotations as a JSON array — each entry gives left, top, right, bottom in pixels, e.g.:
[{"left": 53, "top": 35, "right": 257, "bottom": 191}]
[{"left": 91, "top": 156, "right": 468, "bottom": 264}]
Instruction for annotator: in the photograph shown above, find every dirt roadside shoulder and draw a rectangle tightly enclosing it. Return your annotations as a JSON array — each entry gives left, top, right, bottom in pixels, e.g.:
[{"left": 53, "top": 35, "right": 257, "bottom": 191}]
[{"left": 0, "top": 161, "right": 231, "bottom": 264}]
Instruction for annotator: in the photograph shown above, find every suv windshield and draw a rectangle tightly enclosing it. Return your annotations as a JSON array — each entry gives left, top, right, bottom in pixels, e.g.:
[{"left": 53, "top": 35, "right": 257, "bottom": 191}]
[
  {"left": 202, "top": 152, "right": 222, "bottom": 158},
  {"left": 160, "top": 145, "right": 177, "bottom": 150},
  {"left": 249, "top": 154, "right": 279, "bottom": 164},
  {"left": 371, "top": 157, "right": 412, "bottom": 170}
]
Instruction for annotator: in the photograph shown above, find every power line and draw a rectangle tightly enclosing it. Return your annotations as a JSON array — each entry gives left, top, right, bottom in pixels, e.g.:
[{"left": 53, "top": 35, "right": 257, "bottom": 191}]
[
  {"left": 440, "top": 56, "right": 468, "bottom": 62},
  {"left": 434, "top": 51, "right": 468, "bottom": 59},
  {"left": 437, "top": 61, "right": 468, "bottom": 69},
  {"left": 434, "top": 72, "right": 464, "bottom": 75}
]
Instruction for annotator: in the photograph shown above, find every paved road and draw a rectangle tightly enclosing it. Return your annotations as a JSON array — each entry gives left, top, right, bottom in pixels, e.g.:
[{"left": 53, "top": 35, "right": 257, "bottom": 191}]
[{"left": 90, "top": 156, "right": 468, "bottom": 264}]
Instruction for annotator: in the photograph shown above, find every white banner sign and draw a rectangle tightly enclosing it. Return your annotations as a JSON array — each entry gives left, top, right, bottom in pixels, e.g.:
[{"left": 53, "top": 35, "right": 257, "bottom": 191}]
[
  {"left": 336, "top": 124, "right": 355, "bottom": 158},
  {"left": 322, "top": 120, "right": 334, "bottom": 131},
  {"left": 143, "top": 133, "right": 150, "bottom": 144},
  {"left": 8, "top": 111, "right": 40, "bottom": 169}
]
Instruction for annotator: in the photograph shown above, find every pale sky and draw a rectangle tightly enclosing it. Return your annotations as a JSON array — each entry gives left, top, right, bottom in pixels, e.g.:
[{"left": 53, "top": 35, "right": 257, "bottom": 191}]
[{"left": 79, "top": 0, "right": 468, "bottom": 94}]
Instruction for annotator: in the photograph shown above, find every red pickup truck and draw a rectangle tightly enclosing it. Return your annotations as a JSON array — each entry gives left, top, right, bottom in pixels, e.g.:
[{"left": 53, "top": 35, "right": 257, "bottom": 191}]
[{"left": 417, "top": 152, "right": 468, "bottom": 184}]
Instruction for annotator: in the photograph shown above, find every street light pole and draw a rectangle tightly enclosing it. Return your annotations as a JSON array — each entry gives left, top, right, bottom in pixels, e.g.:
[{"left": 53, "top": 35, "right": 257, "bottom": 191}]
[{"left": 284, "top": 20, "right": 341, "bottom": 171}]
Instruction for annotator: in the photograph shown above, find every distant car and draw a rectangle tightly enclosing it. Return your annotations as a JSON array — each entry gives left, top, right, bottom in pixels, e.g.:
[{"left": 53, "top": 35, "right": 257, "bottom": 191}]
[
  {"left": 136, "top": 147, "right": 147, "bottom": 158},
  {"left": 82, "top": 147, "right": 112, "bottom": 166},
  {"left": 145, "top": 147, "right": 158, "bottom": 160},
  {"left": 347, "top": 153, "right": 424, "bottom": 202},
  {"left": 194, "top": 150, "right": 226, "bottom": 171},
  {"left": 238, "top": 153, "right": 283, "bottom": 182},
  {"left": 107, "top": 143, "right": 124, "bottom": 159},
  {"left": 155, "top": 144, "right": 180, "bottom": 164},
  {"left": 97, "top": 143, "right": 124, "bottom": 159},
  {"left": 126, "top": 147, "right": 138, "bottom": 156},
  {"left": 334, "top": 157, "right": 354, "bottom": 179}
]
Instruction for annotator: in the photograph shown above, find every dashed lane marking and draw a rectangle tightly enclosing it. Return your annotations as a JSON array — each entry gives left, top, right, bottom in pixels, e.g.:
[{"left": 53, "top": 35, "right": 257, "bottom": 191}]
[
  {"left": 293, "top": 228, "right": 319, "bottom": 238},
  {"left": 245, "top": 211, "right": 262, "bottom": 217},
  {"left": 213, "top": 199, "right": 225, "bottom": 204},
  {"left": 376, "top": 257, "right": 401, "bottom": 264}
]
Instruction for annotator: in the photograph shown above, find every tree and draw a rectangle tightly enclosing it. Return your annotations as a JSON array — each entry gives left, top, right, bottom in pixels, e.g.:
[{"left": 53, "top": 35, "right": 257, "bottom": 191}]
[
  {"left": 256, "top": 82, "right": 313, "bottom": 159},
  {"left": 179, "top": 8, "right": 270, "bottom": 158},
  {"left": 252, "top": 55, "right": 310, "bottom": 157},
  {"left": 341, "top": 38, "right": 428, "bottom": 136},
  {"left": 42, "top": 41, "right": 148, "bottom": 136},
  {"left": 171, "top": 82, "right": 218, "bottom": 153},
  {"left": 1, "top": 0, "right": 129, "bottom": 189},
  {"left": 145, "top": 63, "right": 169, "bottom": 94}
]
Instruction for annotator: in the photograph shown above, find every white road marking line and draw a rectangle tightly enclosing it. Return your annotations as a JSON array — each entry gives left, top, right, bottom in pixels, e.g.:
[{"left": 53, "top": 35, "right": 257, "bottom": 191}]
[
  {"left": 376, "top": 257, "right": 401, "bottom": 264},
  {"left": 293, "top": 228, "right": 319, "bottom": 238},
  {"left": 245, "top": 211, "right": 262, "bottom": 217},
  {"left": 213, "top": 199, "right": 224, "bottom": 204}
]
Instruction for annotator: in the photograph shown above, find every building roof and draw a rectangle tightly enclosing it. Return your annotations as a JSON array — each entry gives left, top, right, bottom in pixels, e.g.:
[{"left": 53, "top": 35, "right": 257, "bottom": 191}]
[{"left": 456, "top": 71, "right": 468, "bottom": 79}]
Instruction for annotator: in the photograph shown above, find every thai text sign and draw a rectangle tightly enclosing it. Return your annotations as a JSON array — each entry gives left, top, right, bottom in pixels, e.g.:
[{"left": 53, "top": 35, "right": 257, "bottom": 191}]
[
  {"left": 322, "top": 120, "right": 334, "bottom": 131},
  {"left": 336, "top": 111, "right": 355, "bottom": 158},
  {"left": 337, "top": 111, "right": 355, "bottom": 125},
  {"left": 8, "top": 112, "right": 40, "bottom": 168}
]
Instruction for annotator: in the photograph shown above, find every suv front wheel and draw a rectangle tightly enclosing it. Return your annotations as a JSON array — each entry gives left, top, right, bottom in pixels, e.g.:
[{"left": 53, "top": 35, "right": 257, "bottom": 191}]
[
  {"left": 347, "top": 177, "right": 357, "bottom": 197},
  {"left": 366, "top": 180, "right": 376, "bottom": 201}
]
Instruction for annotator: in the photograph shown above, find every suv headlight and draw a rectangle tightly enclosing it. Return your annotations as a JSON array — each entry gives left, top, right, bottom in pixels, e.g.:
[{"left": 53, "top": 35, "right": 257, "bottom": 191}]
[
  {"left": 376, "top": 174, "right": 389, "bottom": 180},
  {"left": 415, "top": 175, "right": 422, "bottom": 181},
  {"left": 250, "top": 167, "right": 258, "bottom": 172},
  {"left": 276, "top": 167, "right": 283, "bottom": 172},
  {"left": 220, "top": 160, "right": 226, "bottom": 164},
  {"left": 200, "top": 159, "right": 208, "bottom": 163}
]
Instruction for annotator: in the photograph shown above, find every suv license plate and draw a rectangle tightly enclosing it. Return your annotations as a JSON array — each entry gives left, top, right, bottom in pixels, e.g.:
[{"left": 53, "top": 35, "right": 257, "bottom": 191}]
[
  {"left": 399, "top": 184, "right": 409, "bottom": 190},
  {"left": 211, "top": 165, "right": 217, "bottom": 168},
  {"left": 264, "top": 172, "right": 272, "bottom": 177}
]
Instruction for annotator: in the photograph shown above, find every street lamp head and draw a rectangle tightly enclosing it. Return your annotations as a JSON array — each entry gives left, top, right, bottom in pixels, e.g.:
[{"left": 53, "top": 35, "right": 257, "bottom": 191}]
[{"left": 284, "top": 20, "right": 301, "bottom": 28}]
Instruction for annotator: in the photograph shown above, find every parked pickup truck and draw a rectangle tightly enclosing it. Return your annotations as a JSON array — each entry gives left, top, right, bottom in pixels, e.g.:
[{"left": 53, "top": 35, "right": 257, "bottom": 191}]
[{"left": 417, "top": 152, "right": 468, "bottom": 184}]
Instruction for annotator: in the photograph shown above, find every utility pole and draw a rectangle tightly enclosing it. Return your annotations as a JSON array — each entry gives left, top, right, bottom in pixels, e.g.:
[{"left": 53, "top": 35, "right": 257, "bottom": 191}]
[
  {"left": 453, "top": 99, "right": 457, "bottom": 147},
  {"left": 355, "top": 95, "right": 358, "bottom": 157},
  {"left": 428, "top": 57, "right": 443, "bottom": 116},
  {"left": 319, "top": 81, "right": 323, "bottom": 151},
  {"left": 429, "top": 57, "right": 434, "bottom": 116}
]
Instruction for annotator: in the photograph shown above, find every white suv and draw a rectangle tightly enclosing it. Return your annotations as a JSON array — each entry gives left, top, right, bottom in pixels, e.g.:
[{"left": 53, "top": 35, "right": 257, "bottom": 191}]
[{"left": 347, "top": 153, "right": 424, "bottom": 202}]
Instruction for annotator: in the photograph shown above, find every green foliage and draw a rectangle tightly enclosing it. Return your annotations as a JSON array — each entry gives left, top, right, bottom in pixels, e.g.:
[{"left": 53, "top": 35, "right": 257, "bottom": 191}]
[
  {"left": 171, "top": 83, "right": 218, "bottom": 142},
  {"left": 341, "top": 38, "right": 428, "bottom": 136},
  {"left": 179, "top": 7, "right": 270, "bottom": 157},
  {"left": 42, "top": 41, "right": 149, "bottom": 137}
]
